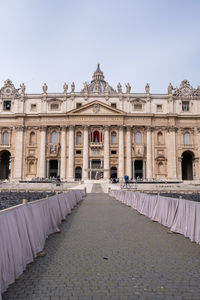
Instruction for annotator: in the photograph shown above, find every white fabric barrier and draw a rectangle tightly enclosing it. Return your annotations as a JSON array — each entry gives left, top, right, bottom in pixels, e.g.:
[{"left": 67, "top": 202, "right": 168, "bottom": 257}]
[
  {"left": 0, "top": 190, "right": 85, "bottom": 299},
  {"left": 110, "top": 190, "right": 200, "bottom": 245}
]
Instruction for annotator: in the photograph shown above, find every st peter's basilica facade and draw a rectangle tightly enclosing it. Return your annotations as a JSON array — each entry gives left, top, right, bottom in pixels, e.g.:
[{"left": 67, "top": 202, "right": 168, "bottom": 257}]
[{"left": 0, "top": 65, "right": 200, "bottom": 182}]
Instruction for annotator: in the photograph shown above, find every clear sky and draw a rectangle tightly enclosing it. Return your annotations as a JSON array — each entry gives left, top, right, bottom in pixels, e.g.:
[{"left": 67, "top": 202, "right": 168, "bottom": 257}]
[{"left": 0, "top": 0, "right": 200, "bottom": 93}]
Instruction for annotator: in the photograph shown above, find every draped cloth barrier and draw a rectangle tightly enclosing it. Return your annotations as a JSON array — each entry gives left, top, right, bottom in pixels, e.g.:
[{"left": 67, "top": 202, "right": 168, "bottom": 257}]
[
  {"left": 0, "top": 190, "right": 86, "bottom": 299},
  {"left": 110, "top": 190, "right": 200, "bottom": 244}
]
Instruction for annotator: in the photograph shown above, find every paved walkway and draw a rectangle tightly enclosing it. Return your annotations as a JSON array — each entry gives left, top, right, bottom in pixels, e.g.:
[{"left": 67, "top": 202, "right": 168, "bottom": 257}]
[{"left": 3, "top": 192, "right": 200, "bottom": 300}]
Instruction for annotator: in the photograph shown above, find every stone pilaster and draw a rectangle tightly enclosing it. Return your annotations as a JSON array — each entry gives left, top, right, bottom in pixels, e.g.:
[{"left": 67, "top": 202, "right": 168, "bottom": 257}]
[
  {"left": 39, "top": 126, "right": 46, "bottom": 178},
  {"left": 83, "top": 126, "right": 89, "bottom": 180},
  {"left": 126, "top": 126, "right": 132, "bottom": 178},
  {"left": 104, "top": 126, "right": 110, "bottom": 180},
  {"left": 167, "top": 126, "right": 177, "bottom": 179},
  {"left": 118, "top": 126, "right": 124, "bottom": 179},
  {"left": 146, "top": 127, "right": 152, "bottom": 179},
  {"left": 67, "top": 125, "right": 74, "bottom": 180},
  {"left": 14, "top": 126, "right": 24, "bottom": 180},
  {"left": 60, "top": 126, "right": 66, "bottom": 180}
]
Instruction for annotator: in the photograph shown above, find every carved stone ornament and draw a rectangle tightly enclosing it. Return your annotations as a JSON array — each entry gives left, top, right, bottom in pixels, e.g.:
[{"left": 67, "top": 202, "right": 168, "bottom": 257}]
[
  {"left": 173, "top": 80, "right": 197, "bottom": 97},
  {"left": 93, "top": 103, "right": 100, "bottom": 114},
  {"left": 0, "top": 79, "right": 20, "bottom": 98}
]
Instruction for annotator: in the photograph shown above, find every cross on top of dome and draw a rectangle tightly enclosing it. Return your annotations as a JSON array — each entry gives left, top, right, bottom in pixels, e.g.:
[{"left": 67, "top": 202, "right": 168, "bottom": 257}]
[{"left": 92, "top": 63, "right": 105, "bottom": 82}]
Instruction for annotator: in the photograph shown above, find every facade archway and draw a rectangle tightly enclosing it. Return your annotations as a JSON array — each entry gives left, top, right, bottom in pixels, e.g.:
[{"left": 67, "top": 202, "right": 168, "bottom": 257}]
[
  {"left": 182, "top": 151, "right": 194, "bottom": 180},
  {"left": 110, "top": 167, "right": 117, "bottom": 179},
  {"left": 75, "top": 167, "right": 82, "bottom": 180},
  {"left": 0, "top": 150, "right": 11, "bottom": 179}
]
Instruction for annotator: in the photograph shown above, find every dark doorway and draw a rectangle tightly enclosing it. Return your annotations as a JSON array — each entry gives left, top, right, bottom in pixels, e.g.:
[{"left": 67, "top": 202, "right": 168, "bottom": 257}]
[
  {"left": 182, "top": 151, "right": 193, "bottom": 180},
  {"left": 110, "top": 167, "right": 117, "bottom": 179},
  {"left": 0, "top": 150, "right": 11, "bottom": 179},
  {"left": 91, "top": 159, "right": 103, "bottom": 179},
  {"left": 49, "top": 160, "right": 58, "bottom": 178},
  {"left": 134, "top": 160, "right": 143, "bottom": 179},
  {"left": 75, "top": 167, "right": 82, "bottom": 180}
]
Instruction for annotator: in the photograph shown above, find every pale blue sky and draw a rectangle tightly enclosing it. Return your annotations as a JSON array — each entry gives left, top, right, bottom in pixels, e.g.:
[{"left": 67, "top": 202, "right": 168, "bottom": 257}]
[{"left": 0, "top": 0, "right": 200, "bottom": 93}]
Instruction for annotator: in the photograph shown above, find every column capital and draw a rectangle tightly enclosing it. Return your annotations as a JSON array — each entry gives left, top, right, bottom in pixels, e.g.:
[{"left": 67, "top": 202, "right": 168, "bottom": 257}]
[
  {"left": 68, "top": 125, "right": 75, "bottom": 130},
  {"left": 15, "top": 125, "right": 25, "bottom": 132},
  {"left": 39, "top": 126, "right": 47, "bottom": 132},
  {"left": 126, "top": 126, "right": 131, "bottom": 131},
  {"left": 146, "top": 126, "right": 155, "bottom": 132},
  {"left": 61, "top": 125, "right": 67, "bottom": 132},
  {"left": 83, "top": 125, "right": 89, "bottom": 130},
  {"left": 167, "top": 126, "right": 178, "bottom": 133}
]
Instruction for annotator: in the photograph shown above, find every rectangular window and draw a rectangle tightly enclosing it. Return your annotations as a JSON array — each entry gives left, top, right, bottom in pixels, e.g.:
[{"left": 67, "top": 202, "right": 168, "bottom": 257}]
[
  {"left": 111, "top": 103, "right": 117, "bottom": 108},
  {"left": 134, "top": 103, "right": 142, "bottom": 111},
  {"left": 31, "top": 104, "right": 37, "bottom": 111},
  {"left": 156, "top": 104, "right": 163, "bottom": 112},
  {"left": 111, "top": 150, "right": 117, "bottom": 155},
  {"left": 182, "top": 101, "right": 189, "bottom": 111},
  {"left": 50, "top": 103, "right": 59, "bottom": 110},
  {"left": 76, "top": 150, "right": 82, "bottom": 154},
  {"left": 3, "top": 101, "right": 11, "bottom": 111},
  {"left": 76, "top": 103, "right": 82, "bottom": 109}
]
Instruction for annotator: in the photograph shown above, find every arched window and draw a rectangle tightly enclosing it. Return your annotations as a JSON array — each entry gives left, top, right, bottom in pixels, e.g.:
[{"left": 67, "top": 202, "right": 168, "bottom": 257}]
[
  {"left": 93, "top": 131, "right": 100, "bottom": 143},
  {"left": 30, "top": 132, "right": 36, "bottom": 145},
  {"left": 76, "top": 132, "right": 82, "bottom": 145},
  {"left": 50, "top": 131, "right": 58, "bottom": 143},
  {"left": 28, "top": 161, "right": 35, "bottom": 174},
  {"left": 2, "top": 131, "right": 9, "bottom": 145},
  {"left": 158, "top": 162, "right": 164, "bottom": 174},
  {"left": 184, "top": 132, "right": 190, "bottom": 145},
  {"left": 111, "top": 131, "right": 117, "bottom": 144},
  {"left": 135, "top": 131, "right": 141, "bottom": 144},
  {"left": 157, "top": 132, "right": 163, "bottom": 144}
]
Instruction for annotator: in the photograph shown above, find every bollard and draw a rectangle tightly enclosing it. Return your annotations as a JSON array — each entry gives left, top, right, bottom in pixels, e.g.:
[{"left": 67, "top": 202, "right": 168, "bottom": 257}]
[
  {"left": 157, "top": 191, "right": 160, "bottom": 196},
  {"left": 22, "top": 199, "right": 27, "bottom": 204},
  {"left": 46, "top": 194, "right": 49, "bottom": 198},
  {"left": 179, "top": 196, "right": 182, "bottom": 200},
  {"left": 108, "top": 187, "right": 111, "bottom": 193}
]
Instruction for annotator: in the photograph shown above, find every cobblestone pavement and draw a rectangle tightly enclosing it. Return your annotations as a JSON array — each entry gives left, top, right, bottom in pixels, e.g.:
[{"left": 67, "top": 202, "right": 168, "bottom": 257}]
[{"left": 2, "top": 192, "right": 200, "bottom": 300}]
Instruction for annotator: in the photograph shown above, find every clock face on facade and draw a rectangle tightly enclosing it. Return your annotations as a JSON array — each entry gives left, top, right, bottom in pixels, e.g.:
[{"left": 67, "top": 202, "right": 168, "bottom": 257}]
[{"left": 182, "top": 87, "right": 190, "bottom": 96}]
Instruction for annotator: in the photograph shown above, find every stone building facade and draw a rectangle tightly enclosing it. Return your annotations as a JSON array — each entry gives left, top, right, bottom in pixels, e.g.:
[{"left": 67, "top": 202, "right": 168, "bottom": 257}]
[{"left": 0, "top": 64, "right": 200, "bottom": 181}]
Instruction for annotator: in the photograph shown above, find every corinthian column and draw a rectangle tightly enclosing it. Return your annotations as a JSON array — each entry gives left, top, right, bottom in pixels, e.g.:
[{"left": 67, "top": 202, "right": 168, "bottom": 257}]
[
  {"left": 83, "top": 126, "right": 89, "bottom": 181},
  {"left": 126, "top": 126, "right": 132, "bottom": 179},
  {"left": 104, "top": 126, "right": 110, "bottom": 180},
  {"left": 67, "top": 125, "right": 74, "bottom": 180},
  {"left": 146, "top": 127, "right": 152, "bottom": 179},
  {"left": 118, "top": 126, "right": 124, "bottom": 179},
  {"left": 39, "top": 126, "right": 46, "bottom": 178},
  {"left": 14, "top": 126, "right": 24, "bottom": 179},
  {"left": 167, "top": 127, "right": 177, "bottom": 179},
  {"left": 60, "top": 126, "right": 66, "bottom": 180}
]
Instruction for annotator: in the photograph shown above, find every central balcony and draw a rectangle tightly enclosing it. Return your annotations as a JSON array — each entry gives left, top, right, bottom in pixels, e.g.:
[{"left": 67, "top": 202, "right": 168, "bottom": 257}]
[{"left": 90, "top": 142, "right": 103, "bottom": 148}]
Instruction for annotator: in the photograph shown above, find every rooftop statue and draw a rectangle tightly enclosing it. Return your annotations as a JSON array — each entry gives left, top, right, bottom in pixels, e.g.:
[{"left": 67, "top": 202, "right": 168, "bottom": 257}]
[
  {"left": 168, "top": 83, "right": 173, "bottom": 94},
  {"left": 63, "top": 82, "right": 68, "bottom": 93},
  {"left": 145, "top": 83, "right": 150, "bottom": 94},
  {"left": 83, "top": 82, "right": 88, "bottom": 93},
  {"left": 71, "top": 82, "right": 75, "bottom": 93},
  {"left": 126, "top": 83, "right": 131, "bottom": 93},
  {"left": 20, "top": 83, "right": 26, "bottom": 94},
  {"left": 117, "top": 82, "right": 122, "bottom": 93},
  {"left": 42, "top": 83, "right": 48, "bottom": 93}
]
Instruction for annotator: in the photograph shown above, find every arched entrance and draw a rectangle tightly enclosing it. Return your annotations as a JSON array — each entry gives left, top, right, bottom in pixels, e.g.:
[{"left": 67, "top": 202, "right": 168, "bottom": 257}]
[
  {"left": 110, "top": 167, "right": 117, "bottom": 179},
  {"left": 0, "top": 150, "right": 11, "bottom": 180},
  {"left": 182, "top": 151, "right": 194, "bottom": 180},
  {"left": 75, "top": 167, "right": 82, "bottom": 180}
]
